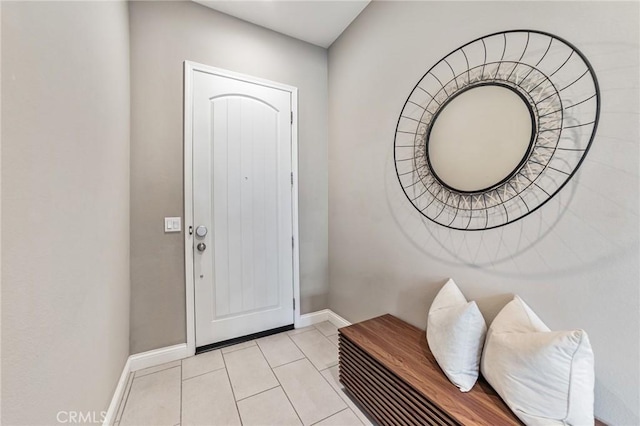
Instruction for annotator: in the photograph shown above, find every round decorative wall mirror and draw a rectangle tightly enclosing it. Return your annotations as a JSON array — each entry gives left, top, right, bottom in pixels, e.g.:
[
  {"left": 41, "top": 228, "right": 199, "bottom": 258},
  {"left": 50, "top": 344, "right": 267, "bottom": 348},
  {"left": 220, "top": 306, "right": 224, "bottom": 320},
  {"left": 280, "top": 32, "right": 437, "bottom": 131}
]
[
  {"left": 394, "top": 30, "right": 600, "bottom": 230},
  {"left": 427, "top": 84, "right": 534, "bottom": 193}
]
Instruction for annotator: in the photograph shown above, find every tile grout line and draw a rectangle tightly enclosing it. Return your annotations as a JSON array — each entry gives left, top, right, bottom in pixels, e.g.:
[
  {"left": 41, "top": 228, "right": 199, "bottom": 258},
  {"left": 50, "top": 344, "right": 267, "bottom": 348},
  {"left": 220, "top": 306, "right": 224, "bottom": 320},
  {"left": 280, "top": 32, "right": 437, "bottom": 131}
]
[
  {"left": 115, "top": 371, "right": 134, "bottom": 423},
  {"left": 113, "top": 372, "right": 132, "bottom": 423},
  {"left": 290, "top": 329, "right": 339, "bottom": 374},
  {"left": 113, "top": 373, "right": 130, "bottom": 423},
  {"left": 121, "top": 366, "right": 181, "bottom": 424},
  {"left": 135, "top": 362, "right": 181, "bottom": 379},
  {"left": 319, "top": 363, "right": 338, "bottom": 373},
  {"left": 266, "top": 354, "right": 306, "bottom": 370},
  {"left": 260, "top": 332, "right": 306, "bottom": 369},
  {"left": 317, "top": 368, "right": 347, "bottom": 404},
  {"left": 287, "top": 326, "right": 319, "bottom": 337},
  {"left": 316, "top": 360, "right": 357, "bottom": 419},
  {"left": 309, "top": 407, "right": 353, "bottom": 426},
  {"left": 313, "top": 322, "right": 340, "bottom": 339},
  {"left": 320, "top": 333, "right": 339, "bottom": 338},
  {"left": 287, "top": 332, "right": 311, "bottom": 367},
  {"left": 116, "top": 372, "right": 135, "bottom": 424},
  {"left": 179, "top": 359, "right": 183, "bottom": 426},
  {"left": 279, "top": 333, "right": 346, "bottom": 423},
  {"left": 256, "top": 341, "right": 305, "bottom": 425},
  {"left": 220, "top": 341, "right": 257, "bottom": 355},
  {"left": 234, "top": 384, "right": 281, "bottom": 403},
  {"left": 222, "top": 344, "right": 258, "bottom": 357},
  {"left": 317, "top": 364, "right": 371, "bottom": 426},
  {"left": 181, "top": 365, "right": 226, "bottom": 382},
  {"left": 220, "top": 350, "right": 242, "bottom": 422}
]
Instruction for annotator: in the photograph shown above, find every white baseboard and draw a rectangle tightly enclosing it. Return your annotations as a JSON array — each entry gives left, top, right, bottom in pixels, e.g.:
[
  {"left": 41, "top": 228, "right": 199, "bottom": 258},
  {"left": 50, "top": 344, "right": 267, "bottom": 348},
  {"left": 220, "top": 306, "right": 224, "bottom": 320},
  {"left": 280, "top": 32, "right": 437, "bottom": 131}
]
[
  {"left": 296, "top": 309, "right": 351, "bottom": 329},
  {"left": 128, "top": 343, "right": 189, "bottom": 372},
  {"left": 105, "top": 310, "right": 348, "bottom": 425},
  {"left": 103, "top": 343, "right": 189, "bottom": 426},
  {"left": 297, "top": 309, "right": 330, "bottom": 327},
  {"left": 327, "top": 310, "right": 351, "bottom": 328},
  {"left": 103, "top": 357, "right": 131, "bottom": 426}
]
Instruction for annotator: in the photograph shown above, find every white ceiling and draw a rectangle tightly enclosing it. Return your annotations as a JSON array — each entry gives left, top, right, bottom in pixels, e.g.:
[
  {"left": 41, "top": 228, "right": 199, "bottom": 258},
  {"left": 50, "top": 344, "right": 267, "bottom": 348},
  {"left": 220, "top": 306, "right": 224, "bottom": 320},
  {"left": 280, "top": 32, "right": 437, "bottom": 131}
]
[{"left": 193, "top": 0, "right": 370, "bottom": 48}]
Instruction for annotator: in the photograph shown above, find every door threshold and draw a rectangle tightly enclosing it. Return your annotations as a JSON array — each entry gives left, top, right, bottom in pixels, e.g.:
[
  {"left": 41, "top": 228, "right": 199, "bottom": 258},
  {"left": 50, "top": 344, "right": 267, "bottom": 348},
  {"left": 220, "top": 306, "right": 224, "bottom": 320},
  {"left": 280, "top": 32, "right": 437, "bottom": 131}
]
[{"left": 195, "top": 324, "right": 295, "bottom": 354}]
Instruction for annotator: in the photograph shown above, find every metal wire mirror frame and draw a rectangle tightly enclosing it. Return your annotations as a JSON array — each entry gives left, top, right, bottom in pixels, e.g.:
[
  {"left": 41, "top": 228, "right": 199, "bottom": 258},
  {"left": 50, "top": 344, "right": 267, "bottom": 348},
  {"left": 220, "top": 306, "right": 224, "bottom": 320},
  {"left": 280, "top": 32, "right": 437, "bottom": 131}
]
[{"left": 394, "top": 30, "right": 601, "bottom": 231}]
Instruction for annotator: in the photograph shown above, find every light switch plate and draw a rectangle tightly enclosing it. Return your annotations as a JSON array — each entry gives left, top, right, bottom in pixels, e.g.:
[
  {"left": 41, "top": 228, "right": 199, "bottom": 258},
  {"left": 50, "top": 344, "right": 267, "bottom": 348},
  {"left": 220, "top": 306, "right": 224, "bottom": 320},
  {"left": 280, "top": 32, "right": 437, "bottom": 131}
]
[{"left": 164, "top": 217, "right": 181, "bottom": 233}]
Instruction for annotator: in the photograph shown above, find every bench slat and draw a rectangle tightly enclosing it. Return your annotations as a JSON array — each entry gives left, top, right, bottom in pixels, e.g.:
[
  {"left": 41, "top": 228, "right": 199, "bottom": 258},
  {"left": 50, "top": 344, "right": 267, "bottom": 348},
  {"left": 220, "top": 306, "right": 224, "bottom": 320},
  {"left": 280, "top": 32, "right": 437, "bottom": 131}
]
[{"left": 340, "top": 337, "right": 454, "bottom": 425}]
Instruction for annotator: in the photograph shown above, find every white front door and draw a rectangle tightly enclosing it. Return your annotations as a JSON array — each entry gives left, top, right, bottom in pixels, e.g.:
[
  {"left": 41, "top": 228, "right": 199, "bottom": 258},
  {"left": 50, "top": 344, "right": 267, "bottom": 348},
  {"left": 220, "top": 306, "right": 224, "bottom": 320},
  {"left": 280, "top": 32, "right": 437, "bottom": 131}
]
[{"left": 190, "top": 66, "right": 295, "bottom": 347}]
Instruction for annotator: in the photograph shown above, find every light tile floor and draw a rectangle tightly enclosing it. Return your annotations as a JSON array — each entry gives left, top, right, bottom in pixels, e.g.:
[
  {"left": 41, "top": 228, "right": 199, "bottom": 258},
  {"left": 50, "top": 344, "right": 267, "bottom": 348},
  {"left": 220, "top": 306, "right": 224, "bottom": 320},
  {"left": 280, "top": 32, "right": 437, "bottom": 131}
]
[{"left": 114, "top": 322, "right": 374, "bottom": 426}]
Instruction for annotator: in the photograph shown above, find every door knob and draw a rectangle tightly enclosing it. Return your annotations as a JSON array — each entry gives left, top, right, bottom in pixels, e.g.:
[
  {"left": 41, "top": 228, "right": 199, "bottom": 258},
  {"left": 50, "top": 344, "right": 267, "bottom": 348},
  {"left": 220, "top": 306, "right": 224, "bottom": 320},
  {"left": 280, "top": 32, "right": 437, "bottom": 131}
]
[
  {"left": 196, "top": 226, "right": 208, "bottom": 237},
  {"left": 197, "top": 243, "right": 207, "bottom": 252}
]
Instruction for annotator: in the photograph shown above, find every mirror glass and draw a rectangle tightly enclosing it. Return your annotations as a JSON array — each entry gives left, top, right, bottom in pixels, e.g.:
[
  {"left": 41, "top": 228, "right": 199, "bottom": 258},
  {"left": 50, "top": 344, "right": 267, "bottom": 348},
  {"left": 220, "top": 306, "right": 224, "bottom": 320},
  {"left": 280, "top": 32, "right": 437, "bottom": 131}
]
[{"left": 427, "top": 85, "right": 534, "bottom": 192}]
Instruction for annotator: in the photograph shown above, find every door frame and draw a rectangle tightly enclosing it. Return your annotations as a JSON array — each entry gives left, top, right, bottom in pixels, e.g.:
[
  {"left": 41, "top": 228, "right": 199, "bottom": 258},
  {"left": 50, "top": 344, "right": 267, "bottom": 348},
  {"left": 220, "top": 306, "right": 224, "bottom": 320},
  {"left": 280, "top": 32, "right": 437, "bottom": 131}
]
[{"left": 183, "top": 61, "right": 300, "bottom": 356}]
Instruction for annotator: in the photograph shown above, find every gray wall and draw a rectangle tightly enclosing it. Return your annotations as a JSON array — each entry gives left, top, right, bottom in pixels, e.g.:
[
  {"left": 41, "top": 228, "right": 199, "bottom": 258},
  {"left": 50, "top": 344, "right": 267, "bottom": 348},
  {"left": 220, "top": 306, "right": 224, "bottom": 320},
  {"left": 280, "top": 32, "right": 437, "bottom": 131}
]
[
  {"left": 328, "top": 2, "right": 639, "bottom": 425},
  {"left": 1, "top": 2, "right": 130, "bottom": 424},
  {"left": 129, "top": 1, "right": 329, "bottom": 354}
]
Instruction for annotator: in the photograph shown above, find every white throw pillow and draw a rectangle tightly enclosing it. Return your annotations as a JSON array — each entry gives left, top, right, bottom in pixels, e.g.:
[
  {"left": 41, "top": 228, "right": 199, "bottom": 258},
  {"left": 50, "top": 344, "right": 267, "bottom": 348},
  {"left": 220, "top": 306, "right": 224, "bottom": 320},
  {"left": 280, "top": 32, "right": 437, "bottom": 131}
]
[
  {"left": 426, "top": 279, "right": 487, "bottom": 392},
  {"left": 481, "top": 296, "right": 595, "bottom": 425}
]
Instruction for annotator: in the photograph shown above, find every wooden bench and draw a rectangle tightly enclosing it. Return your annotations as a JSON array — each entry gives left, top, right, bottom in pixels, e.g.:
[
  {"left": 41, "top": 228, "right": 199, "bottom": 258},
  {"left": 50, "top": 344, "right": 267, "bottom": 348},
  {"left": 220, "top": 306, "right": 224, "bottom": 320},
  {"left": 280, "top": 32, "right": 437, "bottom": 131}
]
[{"left": 338, "top": 314, "right": 521, "bottom": 425}]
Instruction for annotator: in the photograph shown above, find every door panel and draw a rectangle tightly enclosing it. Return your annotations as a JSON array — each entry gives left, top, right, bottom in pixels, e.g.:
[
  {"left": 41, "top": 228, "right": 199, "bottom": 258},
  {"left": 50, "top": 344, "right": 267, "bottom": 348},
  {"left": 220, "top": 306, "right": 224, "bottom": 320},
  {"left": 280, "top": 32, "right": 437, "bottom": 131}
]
[{"left": 192, "top": 70, "right": 293, "bottom": 347}]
